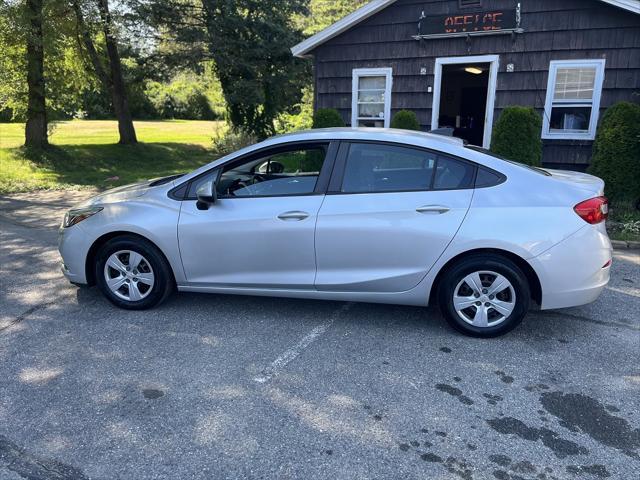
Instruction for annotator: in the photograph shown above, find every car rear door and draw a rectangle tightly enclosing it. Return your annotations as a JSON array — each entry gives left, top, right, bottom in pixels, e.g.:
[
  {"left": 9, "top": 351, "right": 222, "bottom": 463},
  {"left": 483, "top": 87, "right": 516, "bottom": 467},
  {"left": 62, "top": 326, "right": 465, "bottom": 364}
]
[
  {"left": 314, "top": 141, "right": 474, "bottom": 293},
  {"left": 177, "top": 142, "right": 336, "bottom": 288}
]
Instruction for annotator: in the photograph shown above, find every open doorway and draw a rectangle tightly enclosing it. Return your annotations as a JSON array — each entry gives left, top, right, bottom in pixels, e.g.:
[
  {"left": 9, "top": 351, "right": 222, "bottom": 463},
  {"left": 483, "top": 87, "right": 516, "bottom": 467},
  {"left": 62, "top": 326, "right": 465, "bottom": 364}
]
[{"left": 431, "top": 55, "right": 499, "bottom": 148}]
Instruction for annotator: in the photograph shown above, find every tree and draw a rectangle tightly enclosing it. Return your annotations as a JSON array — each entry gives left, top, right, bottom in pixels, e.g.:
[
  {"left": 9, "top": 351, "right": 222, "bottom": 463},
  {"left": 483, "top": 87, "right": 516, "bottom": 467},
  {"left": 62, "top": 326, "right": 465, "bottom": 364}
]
[
  {"left": 200, "top": 0, "right": 309, "bottom": 139},
  {"left": 0, "top": 1, "right": 99, "bottom": 123},
  {"left": 142, "top": 0, "right": 309, "bottom": 139},
  {"left": 72, "top": 0, "right": 137, "bottom": 144},
  {"left": 299, "top": 0, "right": 369, "bottom": 36},
  {"left": 24, "top": 0, "right": 47, "bottom": 147}
]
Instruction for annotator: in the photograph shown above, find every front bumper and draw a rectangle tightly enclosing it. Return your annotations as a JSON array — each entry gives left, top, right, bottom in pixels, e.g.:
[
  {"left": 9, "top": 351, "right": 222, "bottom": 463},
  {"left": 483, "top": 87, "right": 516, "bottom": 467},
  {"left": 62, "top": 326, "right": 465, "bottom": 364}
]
[
  {"left": 58, "top": 224, "right": 91, "bottom": 285},
  {"left": 533, "top": 224, "right": 612, "bottom": 310}
]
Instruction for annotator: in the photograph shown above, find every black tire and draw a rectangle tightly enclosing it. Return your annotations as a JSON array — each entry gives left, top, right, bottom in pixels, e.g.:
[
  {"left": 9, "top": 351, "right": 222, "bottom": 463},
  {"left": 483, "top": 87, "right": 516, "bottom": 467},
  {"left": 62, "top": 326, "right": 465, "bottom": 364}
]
[
  {"left": 437, "top": 253, "right": 530, "bottom": 338},
  {"left": 95, "top": 235, "right": 174, "bottom": 310}
]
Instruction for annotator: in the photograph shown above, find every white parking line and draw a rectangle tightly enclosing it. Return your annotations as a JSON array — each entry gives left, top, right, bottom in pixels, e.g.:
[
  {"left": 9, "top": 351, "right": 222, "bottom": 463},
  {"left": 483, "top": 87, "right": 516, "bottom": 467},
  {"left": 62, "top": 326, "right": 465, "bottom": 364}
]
[{"left": 253, "top": 303, "right": 352, "bottom": 383}]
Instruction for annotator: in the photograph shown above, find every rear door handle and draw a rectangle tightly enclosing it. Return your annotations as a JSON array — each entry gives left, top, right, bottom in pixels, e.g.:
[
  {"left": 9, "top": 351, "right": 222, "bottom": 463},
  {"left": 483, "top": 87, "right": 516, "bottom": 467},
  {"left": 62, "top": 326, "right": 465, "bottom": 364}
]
[
  {"left": 278, "top": 211, "right": 309, "bottom": 221},
  {"left": 416, "top": 205, "right": 450, "bottom": 214}
]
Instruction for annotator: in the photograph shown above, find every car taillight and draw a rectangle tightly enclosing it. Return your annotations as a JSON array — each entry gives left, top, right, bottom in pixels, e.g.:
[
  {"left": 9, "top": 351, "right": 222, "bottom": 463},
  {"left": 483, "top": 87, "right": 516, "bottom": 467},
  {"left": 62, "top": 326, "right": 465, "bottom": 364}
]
[{"left": 574, "top": 196, "right": 608, "bottom": 224}]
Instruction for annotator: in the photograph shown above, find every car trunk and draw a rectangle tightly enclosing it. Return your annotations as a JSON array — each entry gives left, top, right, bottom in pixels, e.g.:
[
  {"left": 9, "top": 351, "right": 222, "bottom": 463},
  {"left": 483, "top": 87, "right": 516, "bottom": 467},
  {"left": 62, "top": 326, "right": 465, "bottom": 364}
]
[{"left": 542, "top": 168, "right": 605, "bottom": 198}]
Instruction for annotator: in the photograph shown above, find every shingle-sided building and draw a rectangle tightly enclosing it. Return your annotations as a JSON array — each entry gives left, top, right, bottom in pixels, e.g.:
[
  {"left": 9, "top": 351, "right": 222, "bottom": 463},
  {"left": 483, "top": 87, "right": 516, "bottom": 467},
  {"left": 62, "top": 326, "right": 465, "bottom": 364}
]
[{"left": 292, "top": 0, "right": 640, "bottom": 169}]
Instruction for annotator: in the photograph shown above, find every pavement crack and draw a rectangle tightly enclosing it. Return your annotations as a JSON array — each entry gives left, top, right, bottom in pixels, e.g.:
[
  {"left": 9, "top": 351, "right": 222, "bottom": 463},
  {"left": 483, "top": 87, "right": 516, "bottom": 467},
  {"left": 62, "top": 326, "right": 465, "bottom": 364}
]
[
  {"left": 0, "top": 434, "right": 88, "bottom": 480},
  {"left": 0, "top": 301, "right": 56, "bottom": 333}
]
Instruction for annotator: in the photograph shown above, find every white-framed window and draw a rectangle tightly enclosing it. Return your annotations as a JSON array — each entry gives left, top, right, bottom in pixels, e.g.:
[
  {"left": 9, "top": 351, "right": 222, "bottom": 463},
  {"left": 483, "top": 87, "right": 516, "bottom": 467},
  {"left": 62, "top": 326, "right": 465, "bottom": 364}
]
[
  {"left": 351, "top": 68, "right": 393, "bottom": 128},
  {"left": 542, "top": 59, "right": 606, "bottom": 140}
]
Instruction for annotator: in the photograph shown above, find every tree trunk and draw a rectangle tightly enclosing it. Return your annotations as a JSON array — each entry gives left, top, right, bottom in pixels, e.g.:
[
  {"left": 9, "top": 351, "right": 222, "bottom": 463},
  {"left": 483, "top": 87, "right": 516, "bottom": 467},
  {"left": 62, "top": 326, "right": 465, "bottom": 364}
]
[
  {"left": 24, "top": 0, "right": 48, "bottom": 148},
  {"left": 97, "top": 0, "right": 137, "bottom": 144},
  {"left": 72, "top": 0, "right": 110, "bottom": 88}
]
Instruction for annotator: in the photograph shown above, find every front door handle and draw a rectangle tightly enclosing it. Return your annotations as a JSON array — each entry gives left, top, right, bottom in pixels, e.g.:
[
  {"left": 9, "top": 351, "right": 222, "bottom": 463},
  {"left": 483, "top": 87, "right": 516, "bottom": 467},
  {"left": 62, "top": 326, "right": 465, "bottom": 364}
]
[
  {"left": 416, "top": 205, "right": 450, "bottom": 214},
  {"left": 278, "top": 211, "right": 309, "bottom": 221}
]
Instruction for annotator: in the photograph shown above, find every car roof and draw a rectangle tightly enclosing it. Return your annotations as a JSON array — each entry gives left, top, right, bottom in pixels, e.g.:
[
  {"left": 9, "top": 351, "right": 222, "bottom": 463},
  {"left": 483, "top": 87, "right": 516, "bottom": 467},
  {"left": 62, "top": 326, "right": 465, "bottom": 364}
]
[
  {"left": 269, "top": 127, "right": 465, "bottom": 148},
  {"left": 178, "top": 127, "right": 520, "bottom": 184}
]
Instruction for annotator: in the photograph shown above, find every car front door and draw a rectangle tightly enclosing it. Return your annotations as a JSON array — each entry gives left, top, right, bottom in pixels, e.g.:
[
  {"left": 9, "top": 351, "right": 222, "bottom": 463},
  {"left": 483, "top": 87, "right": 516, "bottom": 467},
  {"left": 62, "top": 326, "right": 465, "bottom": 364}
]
[
  {"left": 178, "top": 142, "right": 335, "bottom": 288},
  {"left": 314, "top": 142, "right": 474, "bottom": 293}
]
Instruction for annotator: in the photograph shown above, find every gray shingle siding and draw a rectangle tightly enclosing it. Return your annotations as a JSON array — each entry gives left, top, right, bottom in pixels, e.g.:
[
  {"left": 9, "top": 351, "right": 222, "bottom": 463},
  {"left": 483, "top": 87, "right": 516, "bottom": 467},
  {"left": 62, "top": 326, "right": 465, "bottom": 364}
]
[{"left": 311, "top": 0, "right": 640, "bottom": 168}]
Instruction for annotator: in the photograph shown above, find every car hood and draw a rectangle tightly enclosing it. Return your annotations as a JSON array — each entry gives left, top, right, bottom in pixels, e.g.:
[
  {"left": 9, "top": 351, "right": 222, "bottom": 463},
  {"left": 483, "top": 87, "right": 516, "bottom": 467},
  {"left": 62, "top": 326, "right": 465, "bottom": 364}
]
[{"left": 77, "top": 174, "right": 183, "bottom": 207}]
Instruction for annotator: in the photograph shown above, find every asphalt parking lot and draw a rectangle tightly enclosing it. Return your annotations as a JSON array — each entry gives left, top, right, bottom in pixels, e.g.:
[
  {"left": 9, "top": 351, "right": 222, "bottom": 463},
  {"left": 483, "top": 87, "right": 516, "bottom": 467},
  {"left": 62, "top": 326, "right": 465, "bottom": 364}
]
[{"left": 1, "top": 191, "right": 639, "bottom": 480}]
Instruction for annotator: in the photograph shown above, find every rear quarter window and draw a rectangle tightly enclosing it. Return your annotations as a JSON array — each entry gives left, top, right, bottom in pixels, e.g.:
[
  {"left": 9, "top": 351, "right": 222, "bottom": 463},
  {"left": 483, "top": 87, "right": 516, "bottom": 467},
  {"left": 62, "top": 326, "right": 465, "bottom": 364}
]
[
  {"left": 475, "top": 167, "right": 505, "bottom": 188},
  {"left": 432, "top": 156, "right": 476, "bottom": 190}
]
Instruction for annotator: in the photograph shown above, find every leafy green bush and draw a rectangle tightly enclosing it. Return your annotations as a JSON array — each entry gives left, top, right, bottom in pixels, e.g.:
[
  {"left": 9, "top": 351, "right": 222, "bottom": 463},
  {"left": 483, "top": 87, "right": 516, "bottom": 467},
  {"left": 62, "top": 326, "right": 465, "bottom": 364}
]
[
  {"left": 589, "top": 102, "right": 640, "bottom": 205},
  {"left": 277, "top": 87, "right": 314, "bottom": 133},
  {"left": 212, "top": 125, "right": 257, "bottom": 156},
  {"left": 312, "top": 108, "right": 345, "bottom": 128},
  {"left": 491, "top": 106, "right": 542, "bottom": 166},
  {"left": 391, "top": 110, "right": 421, "bottom": 130},
  {"left": 145, "top": 72, "right": 223, "bottom": 120}
]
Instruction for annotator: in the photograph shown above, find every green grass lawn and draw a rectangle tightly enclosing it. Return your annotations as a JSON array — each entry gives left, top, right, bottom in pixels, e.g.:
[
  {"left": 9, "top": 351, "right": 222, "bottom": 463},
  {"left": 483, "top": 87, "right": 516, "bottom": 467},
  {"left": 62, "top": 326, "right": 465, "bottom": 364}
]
[{"left": 0, "top": 120, "right": 224, "bottom": 194}]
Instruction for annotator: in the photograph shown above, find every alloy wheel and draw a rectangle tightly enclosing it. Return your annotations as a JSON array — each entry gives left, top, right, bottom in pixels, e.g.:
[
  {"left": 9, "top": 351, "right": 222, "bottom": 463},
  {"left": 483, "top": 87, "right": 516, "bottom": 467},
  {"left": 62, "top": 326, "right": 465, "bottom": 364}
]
[
  {"left": 103, "top": 250, "right": 155, "bottom": 301},
  {"left": 453, "top": 270, "right": 516, "bottom": 328}
]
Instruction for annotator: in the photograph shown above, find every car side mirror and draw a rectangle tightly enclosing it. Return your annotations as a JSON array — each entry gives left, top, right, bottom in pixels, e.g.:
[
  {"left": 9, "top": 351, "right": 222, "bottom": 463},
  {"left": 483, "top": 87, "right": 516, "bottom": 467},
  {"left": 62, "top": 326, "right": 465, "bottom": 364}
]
[{"left": 196, "top": 180, "right": 217, "bottom": 210}]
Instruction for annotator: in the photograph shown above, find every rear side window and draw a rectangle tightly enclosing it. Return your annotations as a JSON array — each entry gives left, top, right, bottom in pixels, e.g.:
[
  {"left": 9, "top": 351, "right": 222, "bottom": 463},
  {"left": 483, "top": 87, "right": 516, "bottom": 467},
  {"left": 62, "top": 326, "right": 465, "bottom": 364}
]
[
  {"left": 341, "top": 143, "right": 437, "bottom": 193},
  {"left": 475, "top": 167, "right": 504, "bottom": 188},
  {"left": 433, "top": 156, "right": 475, "bottom": 190}
]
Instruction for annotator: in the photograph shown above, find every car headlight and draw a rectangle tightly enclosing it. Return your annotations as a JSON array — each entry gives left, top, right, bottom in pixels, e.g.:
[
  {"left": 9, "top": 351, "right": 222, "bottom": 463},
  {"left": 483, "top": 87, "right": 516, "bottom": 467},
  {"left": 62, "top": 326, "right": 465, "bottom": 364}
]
[{"left": 63, "top": 206, "right": 103, "bottom": 228}]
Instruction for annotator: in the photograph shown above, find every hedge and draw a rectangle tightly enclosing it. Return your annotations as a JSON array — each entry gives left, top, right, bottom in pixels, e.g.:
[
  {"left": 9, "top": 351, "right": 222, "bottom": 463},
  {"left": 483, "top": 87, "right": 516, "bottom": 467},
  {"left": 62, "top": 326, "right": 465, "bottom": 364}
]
[
  {"left": 589, "top": 102, "right": 640, "bottom": 205},
  {"left": 491, "top": 106, "right": 542, "bottom": 166},
  {"left": 312, "top": 108, "right": 345, "bottom": 128},
  {"left": 390, "top": 110, "right": 421, "bottom": 130}
]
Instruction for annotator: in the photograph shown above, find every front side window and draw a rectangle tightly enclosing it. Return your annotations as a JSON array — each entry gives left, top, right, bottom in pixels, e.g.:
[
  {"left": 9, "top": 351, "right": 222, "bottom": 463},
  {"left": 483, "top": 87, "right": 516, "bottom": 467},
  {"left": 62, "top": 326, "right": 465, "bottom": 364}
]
[
  {"left": 216, "top": 145, "right": 328, "bottom": 197},
  {"left": 542, "top": 59, "right": 605, "bottom": 140},
  {"left": 352, "top": 68, "right": 393, "bottom": 128},
  {"left": 187, "top": 144, "right": 328, "bottom": 199},
  {"left": 340, "top": 143, "right": 474, "bottom": 193}
]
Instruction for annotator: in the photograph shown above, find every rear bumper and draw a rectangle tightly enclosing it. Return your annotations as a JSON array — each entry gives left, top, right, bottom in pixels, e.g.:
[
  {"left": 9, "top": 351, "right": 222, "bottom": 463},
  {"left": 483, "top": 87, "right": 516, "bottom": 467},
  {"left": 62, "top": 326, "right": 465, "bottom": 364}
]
[{"left": 533, "top": 224, "right": 612, "bottom": 310}]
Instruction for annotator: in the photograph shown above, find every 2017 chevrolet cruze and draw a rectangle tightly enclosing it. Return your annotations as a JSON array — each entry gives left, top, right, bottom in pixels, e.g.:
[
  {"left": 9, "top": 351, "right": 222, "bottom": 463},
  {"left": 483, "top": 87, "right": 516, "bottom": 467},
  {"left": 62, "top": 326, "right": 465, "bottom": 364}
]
[{"left": 58, "top": 128, "right": 612, "bottom": 337}]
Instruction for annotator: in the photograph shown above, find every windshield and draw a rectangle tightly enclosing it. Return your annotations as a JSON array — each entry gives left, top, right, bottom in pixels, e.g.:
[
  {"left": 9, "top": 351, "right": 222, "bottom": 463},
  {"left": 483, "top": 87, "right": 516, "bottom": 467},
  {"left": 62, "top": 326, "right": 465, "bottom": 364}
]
[{"left": 466, "top": 146, "right": 551, "bottom": 176}]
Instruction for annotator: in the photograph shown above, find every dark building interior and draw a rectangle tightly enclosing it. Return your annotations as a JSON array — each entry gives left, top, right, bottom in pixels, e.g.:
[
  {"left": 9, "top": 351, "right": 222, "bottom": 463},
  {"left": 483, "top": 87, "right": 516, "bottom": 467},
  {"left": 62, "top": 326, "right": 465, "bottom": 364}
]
[{"left": 438, "top": 63, "right": 490, "bottom": 146}]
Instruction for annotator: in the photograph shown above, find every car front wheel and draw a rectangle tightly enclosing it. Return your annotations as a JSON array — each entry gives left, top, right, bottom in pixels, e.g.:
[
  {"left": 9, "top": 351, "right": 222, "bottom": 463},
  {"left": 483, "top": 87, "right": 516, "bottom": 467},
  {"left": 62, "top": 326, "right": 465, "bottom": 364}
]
[
  {"left": 437, "top": 254, "right": 530, "bottom": 337},
  {"left": 95, "top": 235, "right": 174, "bottom": 310}
]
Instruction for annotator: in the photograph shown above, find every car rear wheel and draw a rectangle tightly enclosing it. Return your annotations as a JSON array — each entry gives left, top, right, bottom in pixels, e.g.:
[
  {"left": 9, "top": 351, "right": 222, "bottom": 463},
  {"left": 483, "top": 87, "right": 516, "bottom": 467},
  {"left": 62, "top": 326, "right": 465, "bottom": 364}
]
[
  {"left": 95, "top": 236, "right": 174, "bottom": 310},
  {"left": 438, "top": 254, "right": 530, "bottom": 337}
]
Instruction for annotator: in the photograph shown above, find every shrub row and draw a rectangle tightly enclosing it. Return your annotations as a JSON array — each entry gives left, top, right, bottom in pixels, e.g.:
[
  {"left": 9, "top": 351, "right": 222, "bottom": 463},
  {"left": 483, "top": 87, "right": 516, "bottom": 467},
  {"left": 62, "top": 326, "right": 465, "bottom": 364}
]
[{"left": 311, "top": 108, "right": 421, "bottom": 130}]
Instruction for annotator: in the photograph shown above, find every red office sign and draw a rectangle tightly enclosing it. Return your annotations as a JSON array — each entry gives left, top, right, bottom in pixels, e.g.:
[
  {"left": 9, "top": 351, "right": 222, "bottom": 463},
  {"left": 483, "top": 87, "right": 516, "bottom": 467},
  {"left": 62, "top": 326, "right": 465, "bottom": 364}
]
[{"left": 416, "top": 9, "right": 520, "bottom": 39}]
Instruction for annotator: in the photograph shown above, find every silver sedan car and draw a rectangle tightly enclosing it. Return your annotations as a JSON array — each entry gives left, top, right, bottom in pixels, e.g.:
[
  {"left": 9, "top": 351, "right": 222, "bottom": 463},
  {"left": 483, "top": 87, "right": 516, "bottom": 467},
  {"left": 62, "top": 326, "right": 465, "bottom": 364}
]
[{"left": 58, "top": 128, "right": 612, "bottom": 337}]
